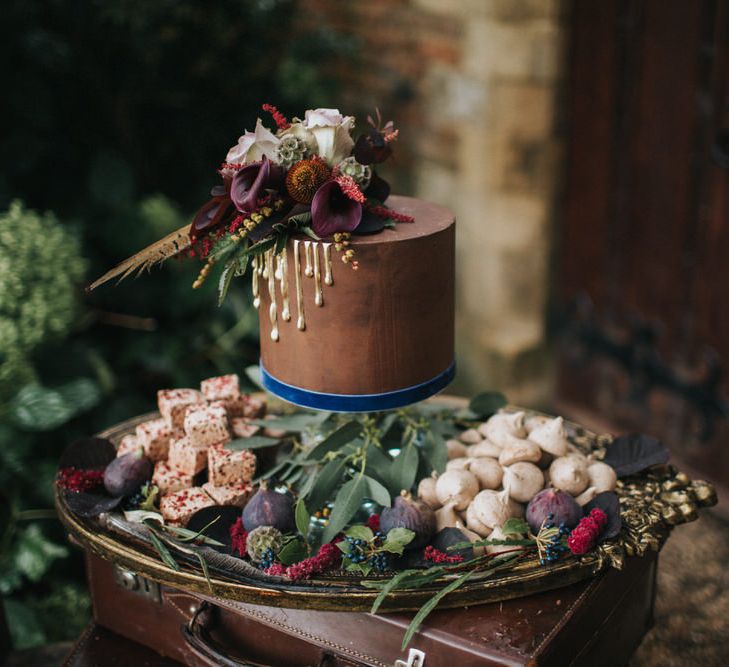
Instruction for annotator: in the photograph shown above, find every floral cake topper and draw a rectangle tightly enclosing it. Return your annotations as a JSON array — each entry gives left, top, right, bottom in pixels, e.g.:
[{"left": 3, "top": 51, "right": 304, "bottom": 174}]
[{"left": 89, "top": 105, "right": 413, "bottom": 303}]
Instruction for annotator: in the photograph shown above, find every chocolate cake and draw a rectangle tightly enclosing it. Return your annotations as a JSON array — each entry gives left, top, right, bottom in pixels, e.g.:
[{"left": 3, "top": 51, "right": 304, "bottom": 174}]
[
  {"left": 256, "top": 195, "right": 455, "bottom": 411},
  {"left": 90, "top": 105, "right": 456, "bottom": 410}
]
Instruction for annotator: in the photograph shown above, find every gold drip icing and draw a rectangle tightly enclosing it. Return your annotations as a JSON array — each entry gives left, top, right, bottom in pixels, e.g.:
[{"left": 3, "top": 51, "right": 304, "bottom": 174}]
[
  {"left": 251, "top": 255, "right": 260, "bottom": 309},
  {"left": 265, "top": 250, "right": 279, "bottom": 341},
  {"left": 304, "top": 241, "right": 314, "bottom": 277},
  {"left": 313, "top": 243, "right": 323, "bottom": 306},
  {"left": 279, "top": 247, "right": 291, "bottom": 321},
  {"left": 323, "top": 243, "right": 333, "bottom": 286},
  {"left": 293, "top": 240, "right": 306, "bottom": 331}
]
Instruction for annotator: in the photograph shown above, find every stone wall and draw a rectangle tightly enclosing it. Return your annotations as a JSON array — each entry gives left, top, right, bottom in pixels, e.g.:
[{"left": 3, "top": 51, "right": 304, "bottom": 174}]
[{"left": 296, "top": 0, "right": 567, "bottom": 405}]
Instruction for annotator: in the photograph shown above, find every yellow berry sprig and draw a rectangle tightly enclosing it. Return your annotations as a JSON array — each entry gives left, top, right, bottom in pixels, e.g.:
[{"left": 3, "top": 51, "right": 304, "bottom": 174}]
[
  {"left": 192, "top": 203, "right": 277, "bottom": 289},
  {"left": 333, "top": 232, "right": 359, "bottom": 270}
]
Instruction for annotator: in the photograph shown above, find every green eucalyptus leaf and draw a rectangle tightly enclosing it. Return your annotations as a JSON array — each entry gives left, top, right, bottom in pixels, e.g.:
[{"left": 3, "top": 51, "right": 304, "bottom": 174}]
[
  {"left": 305, "top": 458, "right": 346, "bottom": 513},
  {"left": 297, "top": 468, "right": 318, "bottom": 500},
  {"left": 386, "top": 444, "right": 418, "bottom": 495},
  {"left": 363, "top": 444, "right": 393, "bottom": 485},
  {"left": 147, "top": 529, "right": 180, "bottom": 572},
  {"left": 364, "top": 475, "right": 392, "bottom": 507},
  {"left": 225, "top": 435, "right": 280, "bottom": 450},
  {"left": 345, "top": 525, "right": 374, "bottom": 542},
  {"left": 322, "top": 476, "right": 367, "bottom": 543},
  {"left": 469, "top": 391, "right": 507, "bottom": 419},
  {"left": 295, "top": 498, "right": 310, "bottom": 537},
  {"left": 402, "top": 570, "right": 476, "bottom": 649},
  {"left": 369, "top": 569, "right": 419, "bottom": 613},
  {"left": 305, "top": 421, "right": 363, "bottom": 462},
  {"left": 421, "top": 430, "right": 448, "bottom": 474}
]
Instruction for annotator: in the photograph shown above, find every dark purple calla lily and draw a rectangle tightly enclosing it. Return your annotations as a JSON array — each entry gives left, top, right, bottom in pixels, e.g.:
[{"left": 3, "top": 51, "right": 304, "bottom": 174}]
[
  {"left": 311, "top": 180, "right": 362, "bottom": 237},
  {"left": 230, "top": 156, "right": 283, "bottom": 213},
  {"left": 190, "top": 195, "right": 234, "bottom": 239}
]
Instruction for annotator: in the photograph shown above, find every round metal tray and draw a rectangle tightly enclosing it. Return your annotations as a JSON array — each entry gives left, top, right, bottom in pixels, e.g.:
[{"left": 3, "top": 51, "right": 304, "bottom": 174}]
[{"left": 55, "top": 404, "right": 716, "bottom": 612}]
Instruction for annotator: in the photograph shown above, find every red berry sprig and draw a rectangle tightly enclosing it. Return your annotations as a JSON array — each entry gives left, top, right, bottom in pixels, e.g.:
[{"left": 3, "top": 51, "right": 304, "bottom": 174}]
[
  {"left": 229, "top": 518, "right": 248, "bottom": 557},
  {"left": 284, "top": 542, "right": 342, "bottom": 581},
  {"left": 423, "top": 546, "right": 464, "bottom": 564},
  {"left": 567, "top": 508, "right": 608, "bottom": 555},
  {"left": 56, "top": 467, "right": 104, "bottom": 493}
]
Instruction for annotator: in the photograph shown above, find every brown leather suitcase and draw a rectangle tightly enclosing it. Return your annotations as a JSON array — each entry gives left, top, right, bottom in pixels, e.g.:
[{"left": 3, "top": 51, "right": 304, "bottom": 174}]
[{"left": 83, "top": 549, "right": 657, "bottom": 667}]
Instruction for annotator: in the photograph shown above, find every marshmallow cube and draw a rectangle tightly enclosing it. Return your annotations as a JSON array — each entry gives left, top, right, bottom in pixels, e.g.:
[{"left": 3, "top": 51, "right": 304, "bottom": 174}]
[
  {"left": 168, "top": 436, "right": 208, "bottom": 476},
  {"left": 202, "top": 481, "right": 252, "bottom": 507},
  {"left": 135, "top": 418, "right": 177, "bottom": 462},
  {"left": 153, "top": 461, "right": 193, "bottom": 495},
  {"left": 201, "top": 374, "right": 240, "bottom": 402},
  {"left": 157, "top": 388, "right": 205, "bottom": 430},
  {"left": 160, "top": 487, "right": 215, "bottom": 526},
  {"left": 207, "top": 445, "right": 256, "bottom": 487},
  {"left": 183, "top": 404, "right": 230, "bottom": 448}
]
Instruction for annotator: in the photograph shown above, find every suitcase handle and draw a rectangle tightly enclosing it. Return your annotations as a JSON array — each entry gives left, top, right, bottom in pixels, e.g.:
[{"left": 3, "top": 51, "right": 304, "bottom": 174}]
[
  {"left": 181, "top": 601, "right": 338, "bottom": 667},
  {"left": 182, "top": 601, "right": 273, "bottom": 667}
]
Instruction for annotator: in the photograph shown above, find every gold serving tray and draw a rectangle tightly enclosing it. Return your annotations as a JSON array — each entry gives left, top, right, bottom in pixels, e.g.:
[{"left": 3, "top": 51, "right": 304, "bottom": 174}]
[{"left": 55, "top": 404, "right": 717, "bottom": 612}]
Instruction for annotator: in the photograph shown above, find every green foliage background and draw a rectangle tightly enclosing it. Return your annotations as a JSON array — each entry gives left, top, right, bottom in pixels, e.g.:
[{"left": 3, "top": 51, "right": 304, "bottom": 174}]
[{"left": 0, "top": 0, "right": 356, "bottom": 650}]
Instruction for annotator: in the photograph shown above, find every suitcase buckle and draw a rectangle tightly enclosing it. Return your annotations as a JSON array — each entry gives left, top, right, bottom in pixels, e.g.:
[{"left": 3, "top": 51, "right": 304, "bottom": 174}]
[
  {"left": 112, "top": 565, "right": 161, "bottom": 603},
  {"left": 394, "top": 648, "right": 426, "bottom": 667}
]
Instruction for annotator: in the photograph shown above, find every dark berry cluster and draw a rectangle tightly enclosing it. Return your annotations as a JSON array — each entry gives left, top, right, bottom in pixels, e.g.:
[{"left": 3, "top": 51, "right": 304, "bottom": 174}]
[
  {"left": 369, "top": 552, "right": 390, "bottom": 572},
  {"left": 258, "top": 547, "right": 276, "bottom": 570},
  {"left": 538, "top": 513, "right": 570, "bottom": 565},
  {"left": 121, "top": 487, "right": 145, "bottom": 511},
  {"left": 343, "top": 536, "right": 368, "bottom": 564}
]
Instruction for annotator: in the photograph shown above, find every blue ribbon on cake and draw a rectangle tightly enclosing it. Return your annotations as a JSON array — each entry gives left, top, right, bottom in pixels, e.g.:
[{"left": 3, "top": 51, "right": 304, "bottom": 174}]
[{"left": 260, "top": 361, "right": 456, "bottom": 413}]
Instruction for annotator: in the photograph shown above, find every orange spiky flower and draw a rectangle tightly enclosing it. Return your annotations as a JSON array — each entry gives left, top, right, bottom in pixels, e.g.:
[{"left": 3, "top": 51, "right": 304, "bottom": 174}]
[{"left": 285, "top": 157, "right": 331, "bottom": 204}]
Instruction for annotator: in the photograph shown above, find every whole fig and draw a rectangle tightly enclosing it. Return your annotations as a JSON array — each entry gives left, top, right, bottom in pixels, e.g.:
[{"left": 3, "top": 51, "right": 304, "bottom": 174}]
[
  {"left": 242, "top": 484, "right": 295, "bottom": 533},
  {"left": 103, "top": 448, "right": 153, "bottom": 497},
  {"left": 380, "top": 490, "right": 436, "bottom": 548},
  {"left": 525, "top": 488, "right": 582, "bottom": 534}
]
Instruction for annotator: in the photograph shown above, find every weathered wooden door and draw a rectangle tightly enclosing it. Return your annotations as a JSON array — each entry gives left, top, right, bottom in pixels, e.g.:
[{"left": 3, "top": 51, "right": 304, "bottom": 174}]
[{"left": 557, "top": 0, "right": 729, "bottom": 489}]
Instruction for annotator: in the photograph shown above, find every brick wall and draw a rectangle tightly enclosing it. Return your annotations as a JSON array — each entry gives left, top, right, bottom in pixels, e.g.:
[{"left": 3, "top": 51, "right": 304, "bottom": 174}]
[{"left": 296, "top": 0, "right": 567, "bottom": 405}]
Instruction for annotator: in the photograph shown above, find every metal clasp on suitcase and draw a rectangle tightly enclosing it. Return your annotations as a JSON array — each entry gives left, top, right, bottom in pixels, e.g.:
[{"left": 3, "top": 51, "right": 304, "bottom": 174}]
[
  {"left": 112, "top": 565, "right": 161, "bottom": 603},
  {"left": 394, "top": 648, "right": 426, "bottom": 667}
]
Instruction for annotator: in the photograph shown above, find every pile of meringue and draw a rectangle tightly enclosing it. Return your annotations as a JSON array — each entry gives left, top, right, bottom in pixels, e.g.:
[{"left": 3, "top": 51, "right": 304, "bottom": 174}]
[{"left": 416, "top": 411, "right": 617, "bottom": 555}]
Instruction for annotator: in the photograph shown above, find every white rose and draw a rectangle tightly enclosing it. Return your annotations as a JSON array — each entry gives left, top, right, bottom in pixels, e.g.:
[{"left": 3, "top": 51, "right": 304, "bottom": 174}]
[
  {"left": 303, "top": 108, "right": 355, "bottom": 166},
  {"left": 225, "top": 118, "right": 281, "bottom": 164}
]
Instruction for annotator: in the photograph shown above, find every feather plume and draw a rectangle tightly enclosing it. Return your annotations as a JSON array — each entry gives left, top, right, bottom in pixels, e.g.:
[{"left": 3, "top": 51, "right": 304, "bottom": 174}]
[{"left": 87, "top": 223, "right": 192, "bottom": 291}]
